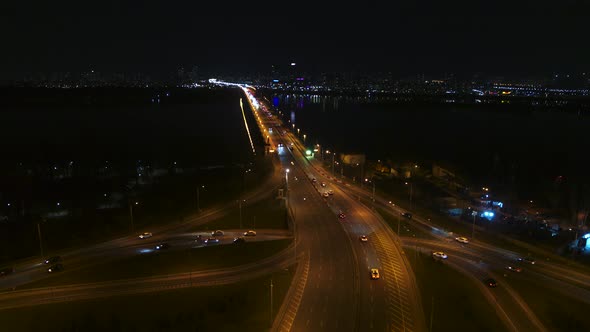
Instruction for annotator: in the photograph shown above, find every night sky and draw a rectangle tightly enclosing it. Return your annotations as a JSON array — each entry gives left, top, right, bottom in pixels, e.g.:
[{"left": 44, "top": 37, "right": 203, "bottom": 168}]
[{"left": 1, "top": 1, "right": 588, "bottom": 79}]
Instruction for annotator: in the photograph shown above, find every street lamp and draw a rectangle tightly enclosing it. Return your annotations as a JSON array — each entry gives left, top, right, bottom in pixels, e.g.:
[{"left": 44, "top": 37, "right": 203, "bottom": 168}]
[
  {"left": 243, "top": 168, "right": 251, "bottom": 193},
  {"left": 196, "top": 185, "right": 205, "bottom": 212},
  {"left": 303, "top": 134, "right": 306, "bottom": 144},
  {"left": 471, "top": 210, "right": 478, "bottom": 240},
  {"left": 237, "top": 199, "right": 245, "bottom": 229},
  {"left": 329, "top": 151, "right": 335, "bottom": 175},
  {"left": 129, "top": 200, "right": 139, "bottom": 233},
  {"left": 37, "top": 219, "right": 46, "bottom": 259},
  {"left": 405, "top": 182, "right": 413, "bottom": 210},
  {"left": 285, "top": 168, "right": 290, "bottom": 186},
  {"left": 269, "top": 277, "right": 274, "bottom": 327}
]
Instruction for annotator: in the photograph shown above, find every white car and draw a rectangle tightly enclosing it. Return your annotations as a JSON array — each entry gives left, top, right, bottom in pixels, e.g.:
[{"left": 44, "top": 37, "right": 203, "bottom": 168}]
[
  {"left": 360, "top": 235, "right": 368, "bottom": 242},
  {"left": 138, "top": 232, "right": 153, "bottom": 239},
  {"left": 244, "top": 230, "right": 257, "bottom": 236},
  {"left": 455, "top": 237, "right": 469, "bottom": 244},
  {"left": 432, "top": 251, "right": 448, "bottom": 259},
  {"left": 211, "top": 230, "right": 224, "bottom": 236},
  {"left": 323, "top": 192, "right": 329, "bottom": 197}
]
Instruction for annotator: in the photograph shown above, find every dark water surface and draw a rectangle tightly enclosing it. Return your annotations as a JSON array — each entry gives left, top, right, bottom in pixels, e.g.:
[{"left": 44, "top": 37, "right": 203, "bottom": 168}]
[
  {"left": 0, "top": 88, "right": 252, "bottom": 166},
  {"left": 272, "top": 93, "right": 590, "bottom": 196}
]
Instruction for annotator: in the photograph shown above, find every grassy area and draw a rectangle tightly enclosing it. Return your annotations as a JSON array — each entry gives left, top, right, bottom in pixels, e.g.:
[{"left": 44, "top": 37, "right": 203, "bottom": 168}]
[
  {"left": 495, "top": 269, "right": 590, "bottom": 331},
  {"left": 407, "top": 249, "right": 508, "bottom": 332},
  {"left": 0, "top": 269, "right": 294, "bottom": 332},
  {"left": 374, "top": 207, "right": 433, "bottom": 240},
  {"left": 0, "top": 154, "right": 275, "bottom": 265},
  {"left": 192, "top": 194, "right": 289, "bottom": 232},
  {"left": 24, "top": 239, "right": 291, "bottom": 289}
]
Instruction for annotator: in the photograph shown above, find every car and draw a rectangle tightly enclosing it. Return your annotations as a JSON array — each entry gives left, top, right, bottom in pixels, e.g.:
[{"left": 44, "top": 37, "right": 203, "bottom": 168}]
[
  {"left": 321, "top": 182, "right": 326, "bottom": 187},
  {"left": 323, "top": 192, "right": 329, "bottom": 197},
  {"left": 233, "top": 237, "right": 246, "bottom": 244},
  {"left": 211, "top": 230, "right": 224, "bottom": 236},
  {"left": 455, "top": 237, "right": 469, "bottom": 244},
  {"left": 327, "top": 190, "right": 334, "bottom": 195},
  {"left": 155, "top": 243, "right": 170, "bottom": 250},
  {"left": 505, "top": 266, "right": 522, "bottom": 273},
  {"left": 244, "top": 230, "right": 257, "bottom": 236},
  {"left": 432, "top": 251, "right": 448, "bottom": 259},
  {"left": 401, "top": 212, "right": 412, "bottom": 219},
  {"left": 484, "top": 278, "right": 497, "bottom": 288},
  {"left": 311, "top": 178, "right": 317, "bottom": 183},
  {"left": 47, "top": 264, "right": 64, "bottom": 273},
  {"left": 139, "top": 232, "right": 153, "bottom": 239},
  {"left": 518, "top": 257, "right": 536, "bottom": 265},
  {"left": 204, "top": 238, "right": 220, "bottom": 245},
  {"left": 0, "top": 267, "right": 14, "bottom": 277},
  {"left": 338, "top": 213, "right": 346, "bottom": 219},
  {"left": 360, "top": 235, "right": 368, "bottom": 242},
  {"left": 44, "top": 256, "right": 61, "bottom": 265},
  {"left": 370, "top": 268, "right": 380, "bottom": 279}
]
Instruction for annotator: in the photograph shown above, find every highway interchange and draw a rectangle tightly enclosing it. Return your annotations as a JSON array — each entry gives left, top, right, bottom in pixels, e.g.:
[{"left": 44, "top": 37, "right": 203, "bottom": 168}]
[{"left": 1, "top": 85, "right": 590, "bottom": 331}]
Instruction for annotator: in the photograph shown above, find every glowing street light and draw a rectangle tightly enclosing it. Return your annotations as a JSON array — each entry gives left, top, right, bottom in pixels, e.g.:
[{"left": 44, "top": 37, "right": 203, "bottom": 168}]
[
  {"left": 129, "top": 200, "right": 139, "bottom": 233},
  {"left": 197, "top": 185, "right": 205, "bottom": 212},
  {"left": 405, "top": 182, "right": 413, "bottom": 210}
]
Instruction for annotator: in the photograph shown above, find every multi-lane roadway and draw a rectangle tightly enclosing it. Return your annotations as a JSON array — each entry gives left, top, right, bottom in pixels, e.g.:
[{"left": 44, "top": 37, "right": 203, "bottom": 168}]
[
  {"left": 2, "top": 84, "right": 590, "bottom": 332},
  {"left": 245, "top": 88, "right": 426, "bottom": 331}
]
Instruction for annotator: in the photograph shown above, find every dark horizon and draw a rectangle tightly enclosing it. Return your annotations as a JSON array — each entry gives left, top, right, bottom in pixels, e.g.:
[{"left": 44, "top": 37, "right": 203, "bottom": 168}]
[{"left": 2, "top": 1, "right": 589, "bottom": 81}]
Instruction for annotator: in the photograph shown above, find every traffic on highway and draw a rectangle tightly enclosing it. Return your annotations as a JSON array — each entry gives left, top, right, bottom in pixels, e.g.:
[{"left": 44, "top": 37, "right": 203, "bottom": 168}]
[{"left": 1, "top": 85, "right": 589, "bottom": 332}]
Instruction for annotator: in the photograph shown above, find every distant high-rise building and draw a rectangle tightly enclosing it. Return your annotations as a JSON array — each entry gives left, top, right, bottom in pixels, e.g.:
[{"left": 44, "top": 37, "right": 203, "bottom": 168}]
[
  {"left": 177, "top": 67, "right": 187, "bottom": 85},
  {"left": 189, "top": 66, "right": 199, "bottom": 83}
]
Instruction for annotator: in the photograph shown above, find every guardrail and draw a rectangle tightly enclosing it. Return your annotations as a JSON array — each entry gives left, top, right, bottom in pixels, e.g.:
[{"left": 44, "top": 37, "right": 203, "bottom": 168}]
[{"left": 270, "top": 251, "right": 310, "bottom": 332}]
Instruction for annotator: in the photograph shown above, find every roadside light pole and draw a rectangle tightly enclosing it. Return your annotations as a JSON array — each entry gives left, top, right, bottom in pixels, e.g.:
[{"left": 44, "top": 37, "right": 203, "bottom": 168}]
[
  {"left": 361, "top": 162, "right": 364, "bottom": 184},
  {"left": 285, "top": 168, "right": 290, "bottom": 187},
  {"left": 270, "top": 277, "right": 274, "bottom": 326},
  {"left": 472, "top": 210, "right": 477, "bottom": 240},
  {"left": 372, "top": 180, "right": 376, "bottom": 208},
  {"left": 196, "top": 185, "right": 205, "bottom": 212},
  {"left": 238, "top": 200, "right": 243, "bottom": 229},
  {"left": 37, "top": 222, "right": 44, "bottom": 259},
  {"left": 331, "top": 152, "right": 335, "bottom": 175},
  {"left": 129, "top": 200, "right": 138, "bottom": 234},
  {"left": 405, "top": 182, "right": 413, "bottom": 210}
]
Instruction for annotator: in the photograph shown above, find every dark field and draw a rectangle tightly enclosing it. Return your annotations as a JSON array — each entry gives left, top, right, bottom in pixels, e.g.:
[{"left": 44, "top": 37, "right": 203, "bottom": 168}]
[{"left": 0, "top": 87, "right": 267, "bottom": 263}]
